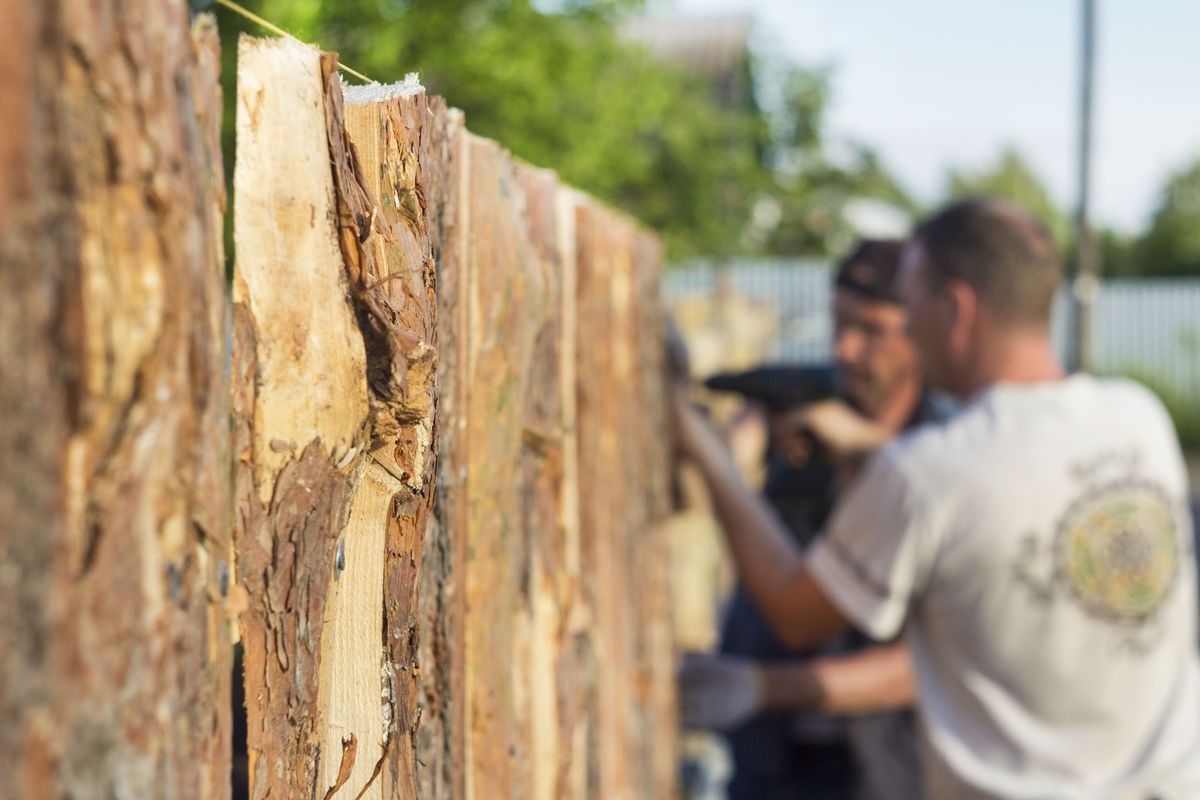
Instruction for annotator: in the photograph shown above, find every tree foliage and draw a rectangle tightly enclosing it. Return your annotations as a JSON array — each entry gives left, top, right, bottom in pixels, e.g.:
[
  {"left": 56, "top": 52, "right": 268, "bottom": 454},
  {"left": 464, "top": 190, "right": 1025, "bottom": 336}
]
[
  {"left": 756, "top": 62, "right": 916, "bottom": 256},
  {"left": 216, "top": 0, "right": 762, "bottom": 257},
  {"left": 1131, "top": 158, "right": 1200, "bottom": 277},
  {"left": 212, "top": 0, "right": 911, "bottom": 260}
]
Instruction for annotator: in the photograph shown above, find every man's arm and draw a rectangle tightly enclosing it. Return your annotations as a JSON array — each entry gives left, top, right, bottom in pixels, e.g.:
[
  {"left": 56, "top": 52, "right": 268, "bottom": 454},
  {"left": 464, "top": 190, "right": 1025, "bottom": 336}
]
[
  {"left": 761, "top": 642, "right": 915, "bottom": 715},
  {"left": 678, "top": 643, "right": 915, "bottom": 730},
  {"left": 673, "top": 389, "right": 850, "bottom": 651}
]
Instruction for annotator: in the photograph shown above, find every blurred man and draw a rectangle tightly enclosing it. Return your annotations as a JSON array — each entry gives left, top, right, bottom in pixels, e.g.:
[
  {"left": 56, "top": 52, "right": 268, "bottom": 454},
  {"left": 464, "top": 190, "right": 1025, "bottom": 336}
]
[
  {"left": 674, "top": 199, "right": 1200, "bottom": 799},
  {"left": 683, "top": 239, "right": 942, "bottom": 800}
]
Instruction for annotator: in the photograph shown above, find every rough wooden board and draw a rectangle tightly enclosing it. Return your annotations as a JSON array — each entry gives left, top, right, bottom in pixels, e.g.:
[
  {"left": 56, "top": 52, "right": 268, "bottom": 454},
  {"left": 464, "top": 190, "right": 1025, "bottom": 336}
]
[
  {"left": 232, "top": 37, "right": 369, "bottom": 497},
  {"left": 191, "top": 20, "right": 237, "bottom": 797},
  {"left": 0, "top": 0, "right": 31, "bottom": 220},
  {"left": 421, "top": 99, "right": 469, "bottom": 800},
  {"left": 231, "top": 36, "right": 372, "bottom": 800},
  {"left": 515, "top": 164, "right": 592, "bottom": 800},
  {"left": 0, "top": 5, "right": 230, "bottom": 797},
  {"left": 460, "top": 134, "right": 548, "bottom": 800},
  {"left": 576, "top": 203, "right": 638, "bottom": 800},
  {"left": 628, "top": 229, "right": 676, "bottom": 800},
  {"left": 316, "top": 461, "right": 397, "bottom": 800},
  {"left": 311, "top": 78, "right": 442, "bottom": 799},
  {"left": 574, "top": 201, "right": 677, "bottom": 800},
  {"left": 555, "top": 189, "right": 593, "bottom": 800},
  {"left": 630, "top": 229, "right": 678, "bottom": 798},
  {"left": 332, "top": 80, "right": 436, "bottom": 457}
]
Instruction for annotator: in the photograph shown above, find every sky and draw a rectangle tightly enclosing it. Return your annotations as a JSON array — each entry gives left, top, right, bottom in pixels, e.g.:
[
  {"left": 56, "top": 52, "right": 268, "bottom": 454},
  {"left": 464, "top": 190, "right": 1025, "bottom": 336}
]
[{"left": 661, "top": 0, "right": 1200, "bottom": 233}]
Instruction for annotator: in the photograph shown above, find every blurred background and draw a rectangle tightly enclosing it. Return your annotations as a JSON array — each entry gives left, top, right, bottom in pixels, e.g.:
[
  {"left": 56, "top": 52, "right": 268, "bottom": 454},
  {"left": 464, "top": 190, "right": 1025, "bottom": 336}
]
[{"left": 210, "top": 2, "right": 1200, "bottom": 796}]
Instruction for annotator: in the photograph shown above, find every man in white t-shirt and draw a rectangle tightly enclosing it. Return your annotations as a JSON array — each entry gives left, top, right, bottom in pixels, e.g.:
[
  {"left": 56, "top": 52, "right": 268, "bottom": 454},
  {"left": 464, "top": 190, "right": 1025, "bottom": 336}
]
[{"left": 673, "top": 198, "right": 1200, "bottom": 799}]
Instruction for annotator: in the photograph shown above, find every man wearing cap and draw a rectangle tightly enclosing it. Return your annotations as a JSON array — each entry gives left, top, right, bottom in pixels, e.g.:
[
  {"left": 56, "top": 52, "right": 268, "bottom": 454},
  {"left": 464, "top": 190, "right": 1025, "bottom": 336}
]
[{"left": 681, "top": 239, "right": 948, "bottom": 800}]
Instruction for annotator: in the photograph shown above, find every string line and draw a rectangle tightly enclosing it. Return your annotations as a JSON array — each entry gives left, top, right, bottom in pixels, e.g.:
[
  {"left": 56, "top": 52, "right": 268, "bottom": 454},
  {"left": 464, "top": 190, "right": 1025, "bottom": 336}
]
[{"left": 213, "top": 0, "right": 376, "bottom": 84}]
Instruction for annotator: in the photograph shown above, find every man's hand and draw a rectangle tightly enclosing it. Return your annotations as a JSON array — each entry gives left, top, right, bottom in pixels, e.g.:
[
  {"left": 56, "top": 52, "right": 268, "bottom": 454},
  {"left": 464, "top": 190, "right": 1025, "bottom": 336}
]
[
  {"left": 670, "top": 385, "right": 851, "bottom": 652},
  {"left": 670, "top": 385, "right": 727, "bottom": 469},
  {"left": 678, "top": 653, "right": 765, "bottom": 731},
  {"left": 773, "top": 399, "right": 890, "bottom": 466},
  {"left": 679, "top": 644, "right": 915, "bottom": 727}
]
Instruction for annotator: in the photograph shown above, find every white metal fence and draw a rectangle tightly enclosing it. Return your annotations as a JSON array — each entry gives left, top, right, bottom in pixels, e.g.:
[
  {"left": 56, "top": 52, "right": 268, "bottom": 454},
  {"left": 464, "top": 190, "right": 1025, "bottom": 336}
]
[{"left": 664, "top": 261, "right": 1200, "bottom": 399}]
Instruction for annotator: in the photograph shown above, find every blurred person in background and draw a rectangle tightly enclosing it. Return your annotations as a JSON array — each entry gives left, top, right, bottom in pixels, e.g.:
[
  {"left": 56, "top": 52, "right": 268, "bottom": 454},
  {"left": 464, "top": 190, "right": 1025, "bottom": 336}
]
[
  {"left": 680, "top": 239, "right": 953, "bottom": 800},
  {"left": 674, "top": 198, "right": 1200, "bottom": 799}
]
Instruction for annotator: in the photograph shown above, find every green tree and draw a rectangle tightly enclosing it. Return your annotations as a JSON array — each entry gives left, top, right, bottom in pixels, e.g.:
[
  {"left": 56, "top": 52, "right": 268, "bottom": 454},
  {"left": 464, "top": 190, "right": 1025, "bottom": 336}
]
[
  {"left": 1096, "top": 227, "right": 1139, "bottom": 278},
  {"left": 946, "top": 147, "right": 1068, "bottom": 245},
  {"left": 210, "top": 0, "right": 912, "bottom": 260},
  {"left": 758, "top": 63, "right": 915, "bottom": 256},
  {"left": 1131, "top": 157, "right": 1200, "bottom": 277},
  {"left": 214, "top": 0, "right": 769, "bottom": 258}
]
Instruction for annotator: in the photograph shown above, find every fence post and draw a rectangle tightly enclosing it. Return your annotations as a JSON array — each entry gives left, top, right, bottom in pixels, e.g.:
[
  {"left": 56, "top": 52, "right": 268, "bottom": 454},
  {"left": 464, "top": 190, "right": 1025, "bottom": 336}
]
[
  {"left": 231, "top": 37, "right": 373, "bottom": 799},
  {"left": 422, "top": 100, "right": 470, "bottom": 800},
  {"left": 575, "top": 203, "right": 677, "bottom": 799},
  {"left": 0, "top": 5, "right": 230, "bottom": 796}
]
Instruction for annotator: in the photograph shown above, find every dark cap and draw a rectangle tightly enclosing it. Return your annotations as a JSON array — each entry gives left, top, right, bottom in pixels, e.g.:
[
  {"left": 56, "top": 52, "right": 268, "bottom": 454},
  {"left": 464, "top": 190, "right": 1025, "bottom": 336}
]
[{"left": 833, "top": 238, "right": 905, "bottom": 305}]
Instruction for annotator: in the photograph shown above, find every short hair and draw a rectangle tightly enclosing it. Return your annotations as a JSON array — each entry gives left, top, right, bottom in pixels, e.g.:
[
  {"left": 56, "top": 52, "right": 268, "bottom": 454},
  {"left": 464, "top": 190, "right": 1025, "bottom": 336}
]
[
  {"left": 911, "top": 197, "right": 1062, "bottom": 325},
  {"left": 834, "top": 238, "right": 905, "bottom": 305}
]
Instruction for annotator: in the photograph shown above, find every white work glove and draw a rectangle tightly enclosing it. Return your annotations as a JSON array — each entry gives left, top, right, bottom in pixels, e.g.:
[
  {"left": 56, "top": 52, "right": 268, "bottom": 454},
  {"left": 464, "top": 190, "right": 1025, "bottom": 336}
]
[{"left": 678, "top": 652, "right": 765, "bottom": 731}]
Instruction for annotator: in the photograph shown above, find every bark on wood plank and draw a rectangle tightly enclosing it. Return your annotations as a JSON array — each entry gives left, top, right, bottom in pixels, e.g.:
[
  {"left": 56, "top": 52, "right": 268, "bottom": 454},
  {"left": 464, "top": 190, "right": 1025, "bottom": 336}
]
[
  {"left": 0, "top": 5, "right": 230, "bottom": 797},
  {"left": 620, "top": 225, "right": 675, "bottom": 800},
  {"left": 516, "top": 166, "right": 594, "bottom": 800},
  {"left": 575, "top": 203, "right": 638, "bottom": 800},
  {"left": 514, "top": 164, "right": 562, "bottom": 800},
  {"left": 555, "top": 189, "right": 593, "bottom": 800},
  {"left": 192, "top": 21, "right": 237, "bottom": 798},
  {"left": 314, "top": 460, "right": 395, "bottom": 800},
  {"left": 629, "top": 229, "right": 678, "bottom": 799},
  {"left": 421, "top": 100, "right": 469, "bottom": 800},
  {"left": 231, "top": 36, "right": 371, "bottom": 800},
  {"left": 574, "top": 201, "right": 677, "bottom": 800},
  {"left": 458, "top": 135, "right": 552, "bottom": 800},
  {"left": 307, "top": 78, "right": 441, "bottom": 799}
]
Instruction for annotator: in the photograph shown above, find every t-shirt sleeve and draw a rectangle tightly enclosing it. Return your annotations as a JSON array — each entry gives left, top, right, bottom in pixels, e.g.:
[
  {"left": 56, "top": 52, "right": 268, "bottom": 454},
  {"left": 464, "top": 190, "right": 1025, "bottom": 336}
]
[{"left": 805, "top": 447, "right": 933, "bottom": 641}]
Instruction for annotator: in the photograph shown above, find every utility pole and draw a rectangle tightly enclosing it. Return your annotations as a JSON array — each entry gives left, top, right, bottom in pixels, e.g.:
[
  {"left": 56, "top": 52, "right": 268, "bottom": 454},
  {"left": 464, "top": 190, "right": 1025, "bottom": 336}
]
[{"left": 1071, "top": 0, "right": 1099, "bottom": 372}]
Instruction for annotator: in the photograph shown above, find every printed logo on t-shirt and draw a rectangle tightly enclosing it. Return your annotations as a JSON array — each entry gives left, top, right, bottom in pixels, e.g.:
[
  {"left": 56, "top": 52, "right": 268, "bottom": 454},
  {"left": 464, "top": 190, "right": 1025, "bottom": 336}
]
[
  {"left": 1054, "top": 480, "right": 1178, "bottom": 624},
  {"left": 1011, "top": 449, "right": 1183, "bottom": 653}
]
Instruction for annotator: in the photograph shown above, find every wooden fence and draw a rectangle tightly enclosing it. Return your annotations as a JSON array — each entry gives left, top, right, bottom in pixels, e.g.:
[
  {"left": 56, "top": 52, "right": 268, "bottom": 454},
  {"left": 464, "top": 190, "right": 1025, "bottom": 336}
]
[{"left": 1, "top": 5, "right": 675, "bottom": 799}]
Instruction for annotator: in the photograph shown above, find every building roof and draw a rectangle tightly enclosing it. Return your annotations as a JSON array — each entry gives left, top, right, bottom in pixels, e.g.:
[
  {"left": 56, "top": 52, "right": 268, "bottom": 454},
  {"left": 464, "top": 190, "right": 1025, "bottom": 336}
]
[{"left": 620, "top": 15, "right": 752, "bottom": 79}]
